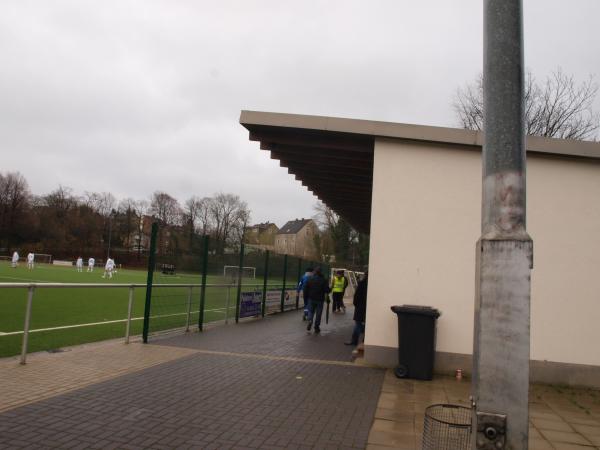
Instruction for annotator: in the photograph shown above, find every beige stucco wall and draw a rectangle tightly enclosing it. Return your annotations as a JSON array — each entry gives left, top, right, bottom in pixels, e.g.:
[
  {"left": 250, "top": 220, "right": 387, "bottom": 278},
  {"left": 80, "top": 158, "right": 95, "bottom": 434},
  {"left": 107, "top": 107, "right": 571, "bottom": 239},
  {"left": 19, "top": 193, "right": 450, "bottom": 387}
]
[{"left": 366, "top": 138, "right": 600, "bottom": 368}]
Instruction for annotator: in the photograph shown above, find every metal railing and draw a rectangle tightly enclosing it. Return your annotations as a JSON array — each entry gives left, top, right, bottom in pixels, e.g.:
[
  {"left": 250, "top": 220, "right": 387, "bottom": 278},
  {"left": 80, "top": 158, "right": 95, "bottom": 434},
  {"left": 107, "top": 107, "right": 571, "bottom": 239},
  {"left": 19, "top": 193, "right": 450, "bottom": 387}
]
[{"left": 1, "top": 282, "right": 285, "bottom": 364}]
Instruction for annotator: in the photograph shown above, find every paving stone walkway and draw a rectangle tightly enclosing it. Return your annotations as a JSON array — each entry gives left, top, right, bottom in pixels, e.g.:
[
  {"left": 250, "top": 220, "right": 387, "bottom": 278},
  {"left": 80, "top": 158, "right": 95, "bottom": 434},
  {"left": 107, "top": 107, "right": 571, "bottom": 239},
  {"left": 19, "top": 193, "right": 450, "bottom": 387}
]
[
  {"left": 151, "top": 306, "right": 358, "bottom": 362},
  {"left": 369, "top": 372, "right": 600, "bottom": 450},
  {"left": 0, "top": 307, "right": 386, "bottom": 449},
  {"left": 5, "top": 304, "right": 597, "bottom": 449},
  {"left": 0, "top": 339, "right": 199, "bottom": 413}
]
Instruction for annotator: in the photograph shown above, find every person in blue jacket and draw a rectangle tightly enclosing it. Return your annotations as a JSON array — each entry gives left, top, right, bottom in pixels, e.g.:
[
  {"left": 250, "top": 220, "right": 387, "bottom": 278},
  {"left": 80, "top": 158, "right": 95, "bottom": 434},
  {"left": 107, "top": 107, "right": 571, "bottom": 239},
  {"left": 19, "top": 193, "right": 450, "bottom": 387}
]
[{"left": 297, "top": 267, "right": 313, "bottom": 321}]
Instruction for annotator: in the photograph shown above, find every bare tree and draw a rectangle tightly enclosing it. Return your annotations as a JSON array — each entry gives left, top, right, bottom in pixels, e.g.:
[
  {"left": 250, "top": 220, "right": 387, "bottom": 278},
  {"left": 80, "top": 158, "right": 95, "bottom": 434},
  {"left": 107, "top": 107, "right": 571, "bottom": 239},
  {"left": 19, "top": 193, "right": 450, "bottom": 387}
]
[
  {"left": 118, "top": 198, "right": 138, "bottom": 251},
  {"left": 312, "top": 201, "right": 368, "bottom": 265},
  {"left": 229, "top": 206, "right": 251, "bottom": 249},
  {"left": 150, "top": 191, "right": 181, "bottom": 225},
  {"left": 0, "top": 171, "right": 31, "bottom": 248},
  {"left": 84, "top": 192, "right": 117, "bottom": 218},
  {"left": 44, "top": 186, "right": 78, "bottom": 214},
  {"left": 84, "top": 192, "right": 118, "bottom": 255},
  {"left": 209, "top": 193, "right": 251, "bottom": 253},
  {"left": 313, "top": 201, "right": 339, "bottom": 230},
  {"left": 454, "top": 68, "right": 599, "bottom": 140},
  {"left": 196, "top": 197, "right": 213, "bottom": 236},
  {"left": 133, "top": 199, "right": 150, "bottom": 259}
]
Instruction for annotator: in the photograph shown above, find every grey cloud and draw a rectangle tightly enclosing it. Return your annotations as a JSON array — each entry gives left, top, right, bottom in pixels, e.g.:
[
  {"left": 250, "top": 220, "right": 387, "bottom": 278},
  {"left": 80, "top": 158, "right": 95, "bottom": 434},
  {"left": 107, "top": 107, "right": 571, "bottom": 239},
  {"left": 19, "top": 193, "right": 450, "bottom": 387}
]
[{"left": 1, "top": 0, "right": 599, "bottom": 227}]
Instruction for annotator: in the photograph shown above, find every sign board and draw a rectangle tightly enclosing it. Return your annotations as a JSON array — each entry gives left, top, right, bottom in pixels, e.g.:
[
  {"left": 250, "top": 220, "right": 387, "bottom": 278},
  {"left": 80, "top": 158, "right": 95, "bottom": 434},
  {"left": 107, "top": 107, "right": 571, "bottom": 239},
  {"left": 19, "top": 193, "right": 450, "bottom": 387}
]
[
  {"left": 239, "top": 291, "right": 262, "bottom": 318},
  {"left": 265, "top": 289, "right": 298, "bottom": 313},
  {"left": 53, "top": 260, "right": 73, "bottom": 266}
]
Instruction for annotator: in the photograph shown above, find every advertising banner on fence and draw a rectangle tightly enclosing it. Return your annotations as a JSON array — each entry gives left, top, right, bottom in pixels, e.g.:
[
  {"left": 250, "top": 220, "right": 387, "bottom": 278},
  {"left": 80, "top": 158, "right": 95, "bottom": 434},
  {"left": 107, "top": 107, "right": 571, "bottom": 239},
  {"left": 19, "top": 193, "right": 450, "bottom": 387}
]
[
  {"left": 265, "top": 289, "right": 298, "bottom": 313},
  {"left": 239, "top": 291, "right": 262, "bottom": 318}
]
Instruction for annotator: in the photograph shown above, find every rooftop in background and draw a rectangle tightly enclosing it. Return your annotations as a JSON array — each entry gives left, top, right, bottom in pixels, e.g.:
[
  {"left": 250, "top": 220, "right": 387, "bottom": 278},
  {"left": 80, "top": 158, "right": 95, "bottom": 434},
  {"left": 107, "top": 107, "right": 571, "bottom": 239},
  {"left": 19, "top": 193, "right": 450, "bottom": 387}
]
[
  {"left": 246, "top": 222, "right": 278, "bottom": 230},
  {"left": 277, "top": 218, "right": 312, "bottom": 235},
  {"left": 240, "top": 110, "right": 600, "bottom": 234}
]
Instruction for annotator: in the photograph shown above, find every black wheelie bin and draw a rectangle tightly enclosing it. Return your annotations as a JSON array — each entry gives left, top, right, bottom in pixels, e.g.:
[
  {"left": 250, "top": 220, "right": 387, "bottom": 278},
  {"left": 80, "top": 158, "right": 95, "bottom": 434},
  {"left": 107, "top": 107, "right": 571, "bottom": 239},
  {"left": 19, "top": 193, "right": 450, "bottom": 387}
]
[{"left": 390, "top": 305, "right": 441, "bottom": 380}]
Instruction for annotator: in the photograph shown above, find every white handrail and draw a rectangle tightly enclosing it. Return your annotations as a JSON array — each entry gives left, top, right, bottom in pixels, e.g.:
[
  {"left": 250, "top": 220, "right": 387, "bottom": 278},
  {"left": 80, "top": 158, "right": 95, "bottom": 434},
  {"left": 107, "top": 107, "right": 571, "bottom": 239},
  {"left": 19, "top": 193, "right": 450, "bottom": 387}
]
[
  {"left": 0, "top": 282, "right": 265, "bottom": 288},
  {"left": 0, "top": 281, "right": 287, "bottom": 364}
]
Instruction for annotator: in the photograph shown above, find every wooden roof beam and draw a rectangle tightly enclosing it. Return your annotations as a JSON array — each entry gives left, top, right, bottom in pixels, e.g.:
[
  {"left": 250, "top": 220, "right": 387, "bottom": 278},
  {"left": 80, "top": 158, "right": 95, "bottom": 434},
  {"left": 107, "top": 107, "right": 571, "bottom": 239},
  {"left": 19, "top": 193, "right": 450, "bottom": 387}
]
[{"left": 248, "top": 127, "right": 373, "bottom": 153}]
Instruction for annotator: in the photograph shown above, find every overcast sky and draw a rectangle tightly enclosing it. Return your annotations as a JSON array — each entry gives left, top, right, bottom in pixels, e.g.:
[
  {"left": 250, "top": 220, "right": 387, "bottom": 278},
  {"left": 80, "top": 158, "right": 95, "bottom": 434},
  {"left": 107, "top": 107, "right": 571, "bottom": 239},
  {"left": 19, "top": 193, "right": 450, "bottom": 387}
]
[{"left": 1, "top": 0, "right": 599, "bottom": 227}]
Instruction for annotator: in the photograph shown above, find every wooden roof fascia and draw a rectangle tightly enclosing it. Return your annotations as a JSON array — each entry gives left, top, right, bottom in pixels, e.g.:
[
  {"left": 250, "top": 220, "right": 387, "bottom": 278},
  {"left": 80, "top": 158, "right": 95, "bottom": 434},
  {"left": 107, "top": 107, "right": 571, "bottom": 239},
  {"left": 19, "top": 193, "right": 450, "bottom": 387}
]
[
  {"left": 249, "top": 127, "right": 374, "bottom": 153},
  {"left": 294, "top": 173, "right": 372, "bottom": 186},
  {"left": 282, "top": 162, "right": 373, "bottom": 180},
  {"left": 270, "top": 150, "right": 373, "bottom": 170},
  {"left": 267, "top": 144, "right": 373, "bottom": 161}
]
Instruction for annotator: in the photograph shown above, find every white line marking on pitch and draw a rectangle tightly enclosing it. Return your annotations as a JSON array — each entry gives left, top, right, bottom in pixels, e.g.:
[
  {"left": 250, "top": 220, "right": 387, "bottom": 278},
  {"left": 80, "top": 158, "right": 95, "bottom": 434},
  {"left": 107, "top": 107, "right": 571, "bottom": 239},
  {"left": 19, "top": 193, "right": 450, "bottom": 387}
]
[{"left": 0, "top": 275, "right": 49, "bottom": 283}]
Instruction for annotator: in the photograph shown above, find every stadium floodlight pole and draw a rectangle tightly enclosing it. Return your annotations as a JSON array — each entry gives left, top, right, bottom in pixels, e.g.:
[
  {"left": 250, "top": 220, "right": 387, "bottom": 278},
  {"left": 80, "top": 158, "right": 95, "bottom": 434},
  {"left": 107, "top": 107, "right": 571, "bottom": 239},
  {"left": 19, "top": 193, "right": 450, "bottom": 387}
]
[
  {"left": 261, "top": 250, "right": 269, "bottom": 318},
  {"left": 234, "top": 243, "right": 245, "bottom": 323},
  {"left": 472, "top": 1, "right": 533, "bottom": 449},
  {"left": 198, "top": 235, "right": 209, "bottom": 331},
  {"left": 142, "top": 222, "right": 159, "bottom": 344},
  {"left": 280, "top": 254, "right": 288, "bottom": 313},
  {"left": 106, "top": 209, "right": 116, "bottom": 260}
]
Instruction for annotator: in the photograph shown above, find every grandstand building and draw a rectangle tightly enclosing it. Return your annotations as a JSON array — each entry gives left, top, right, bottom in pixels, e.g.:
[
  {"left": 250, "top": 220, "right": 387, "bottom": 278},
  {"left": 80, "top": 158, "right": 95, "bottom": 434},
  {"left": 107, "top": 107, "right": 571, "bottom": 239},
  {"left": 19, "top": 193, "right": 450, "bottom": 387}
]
[{"left": 241, "top": 110, "right": 600, "bottom": 388}]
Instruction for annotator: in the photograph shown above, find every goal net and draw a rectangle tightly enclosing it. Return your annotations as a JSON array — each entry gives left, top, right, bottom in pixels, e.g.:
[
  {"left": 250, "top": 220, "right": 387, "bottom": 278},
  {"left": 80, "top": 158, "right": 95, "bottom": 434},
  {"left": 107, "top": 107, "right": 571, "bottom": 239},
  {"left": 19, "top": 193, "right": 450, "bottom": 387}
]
[
  {"left": 34, "top": 253, "right": 52, "bottom": 264},
  {"left": 223, "top": 265, "right": 256, "bottom": 280}
]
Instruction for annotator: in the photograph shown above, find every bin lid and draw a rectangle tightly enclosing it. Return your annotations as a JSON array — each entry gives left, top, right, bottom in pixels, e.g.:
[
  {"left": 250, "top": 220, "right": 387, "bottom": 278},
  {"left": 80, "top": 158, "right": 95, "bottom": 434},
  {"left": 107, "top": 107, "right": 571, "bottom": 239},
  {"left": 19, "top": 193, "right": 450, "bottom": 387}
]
[{"left": 390, "top": 305, "right": 441, "bottom": 318}]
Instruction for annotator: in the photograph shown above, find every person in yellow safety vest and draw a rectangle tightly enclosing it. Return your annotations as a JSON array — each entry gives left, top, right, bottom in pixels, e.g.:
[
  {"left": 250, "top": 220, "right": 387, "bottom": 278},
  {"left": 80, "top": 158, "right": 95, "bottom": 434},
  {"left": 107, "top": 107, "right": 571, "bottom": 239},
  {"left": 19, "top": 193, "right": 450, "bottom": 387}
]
[{"left": 331, "top": 270, "right": 348, "bottom": 313}]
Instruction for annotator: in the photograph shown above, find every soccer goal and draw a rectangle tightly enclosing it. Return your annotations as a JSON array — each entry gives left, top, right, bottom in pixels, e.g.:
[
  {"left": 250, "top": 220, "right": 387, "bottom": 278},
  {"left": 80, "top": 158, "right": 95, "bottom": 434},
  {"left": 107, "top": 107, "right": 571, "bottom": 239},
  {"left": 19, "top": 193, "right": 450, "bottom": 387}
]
[
  {"left": 223, "top": 265, "right": 256, "bottom": 280},
  {"left": 34, "top": 253, "right": 52, "bottom": 264}
]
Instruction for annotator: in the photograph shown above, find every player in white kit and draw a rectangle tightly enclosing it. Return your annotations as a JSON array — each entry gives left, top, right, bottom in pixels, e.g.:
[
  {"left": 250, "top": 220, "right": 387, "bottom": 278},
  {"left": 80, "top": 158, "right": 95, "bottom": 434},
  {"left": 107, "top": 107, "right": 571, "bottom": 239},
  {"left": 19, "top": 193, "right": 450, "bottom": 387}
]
[
  {"left": 76, "top": 257, "right": 83, "bottom": 272},
  {"left": 102, "top": 258, "right": 115, "bottom": 279},
  {"left": 11, "top": 251, "right": 19, "bottom": 268},
  {"left": 27, "top": 253, "right": 35, "bottom": 269},
  {"left": 88, "top": 257, "right": 95, "bottom": 272}
]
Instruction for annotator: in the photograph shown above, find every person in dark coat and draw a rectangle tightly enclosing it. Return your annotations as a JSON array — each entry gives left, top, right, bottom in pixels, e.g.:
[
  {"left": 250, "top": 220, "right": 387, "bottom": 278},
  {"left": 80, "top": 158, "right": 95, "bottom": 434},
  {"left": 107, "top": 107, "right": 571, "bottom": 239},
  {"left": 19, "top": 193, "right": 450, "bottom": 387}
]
[
  {"left": 303, "top": 266, "right": 330, "bottom": 334},
  {"left": 345, "top": 272, "right": 368, "bottom": 346}
]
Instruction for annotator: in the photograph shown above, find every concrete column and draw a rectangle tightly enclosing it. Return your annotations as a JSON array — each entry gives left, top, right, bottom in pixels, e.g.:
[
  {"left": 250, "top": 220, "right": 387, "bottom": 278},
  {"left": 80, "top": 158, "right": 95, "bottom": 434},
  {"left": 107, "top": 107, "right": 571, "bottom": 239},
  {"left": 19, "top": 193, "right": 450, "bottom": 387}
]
[{"left": 472, "top": 1, "right": 533, "bottom": 449}]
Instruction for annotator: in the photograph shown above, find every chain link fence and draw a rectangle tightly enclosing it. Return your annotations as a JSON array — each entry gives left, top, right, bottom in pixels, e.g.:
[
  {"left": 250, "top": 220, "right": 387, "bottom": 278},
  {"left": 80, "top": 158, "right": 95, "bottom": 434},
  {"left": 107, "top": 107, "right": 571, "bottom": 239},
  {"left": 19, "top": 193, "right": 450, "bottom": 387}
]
[
  {"left": 142, "top": 223, "right": 327, "bottom": 341},
  {"left": 0, "top": 222, "right": 331, "bottom": 359}
]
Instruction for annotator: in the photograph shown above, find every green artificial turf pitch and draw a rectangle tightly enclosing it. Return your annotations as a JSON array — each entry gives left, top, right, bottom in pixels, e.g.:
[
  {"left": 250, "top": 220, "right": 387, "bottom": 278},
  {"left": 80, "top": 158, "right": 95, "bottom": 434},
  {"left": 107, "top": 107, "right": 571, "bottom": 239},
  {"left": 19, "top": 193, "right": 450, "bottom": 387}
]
[{"left": 0, "top": 263, "right": 284, "bottom": 358}]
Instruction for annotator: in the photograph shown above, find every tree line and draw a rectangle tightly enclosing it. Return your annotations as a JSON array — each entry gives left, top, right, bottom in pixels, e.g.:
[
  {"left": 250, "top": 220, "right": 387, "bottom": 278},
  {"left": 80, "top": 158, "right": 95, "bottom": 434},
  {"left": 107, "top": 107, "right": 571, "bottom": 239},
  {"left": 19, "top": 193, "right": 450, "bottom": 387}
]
[
  {"left": 312, "top": 203, "right": 369, "bottom": 269},
  {"left": 0, "top": 171, "right": 250, "bottom": 265}
]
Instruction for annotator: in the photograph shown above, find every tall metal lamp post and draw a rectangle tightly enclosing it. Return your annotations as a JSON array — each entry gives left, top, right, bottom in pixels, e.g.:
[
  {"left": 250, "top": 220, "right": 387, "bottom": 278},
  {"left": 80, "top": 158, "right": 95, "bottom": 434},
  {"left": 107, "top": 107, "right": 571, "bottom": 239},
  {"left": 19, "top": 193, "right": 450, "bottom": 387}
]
[
  {"left": 472, "top": 1, "right": 533, "bottom": 449},
  {"left": 107, "top": 209, "right": 117, "bottom": 260}
]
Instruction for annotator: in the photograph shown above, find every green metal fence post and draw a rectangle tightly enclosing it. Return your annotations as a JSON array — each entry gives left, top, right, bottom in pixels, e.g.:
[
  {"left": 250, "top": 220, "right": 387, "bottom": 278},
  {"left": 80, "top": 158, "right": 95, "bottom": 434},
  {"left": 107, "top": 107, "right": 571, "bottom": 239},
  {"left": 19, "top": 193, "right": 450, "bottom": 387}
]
[
  {"left": 295, "top": 257, "right": 302, "bottom": 309},
  {"left": 280, "top": 254, "right": 288, "bottom": 313},
  {"left": 235, "top": 243, "right": 245, "bottom": 323},
  {"left": 262, "top": 250, "right": 269, "bottom": 318},
  {"left": 142, "top": 222, "right": 158, "bottom": 343},
  {"left": 198, "top": 235, "right": 209, "bottom": 331}
]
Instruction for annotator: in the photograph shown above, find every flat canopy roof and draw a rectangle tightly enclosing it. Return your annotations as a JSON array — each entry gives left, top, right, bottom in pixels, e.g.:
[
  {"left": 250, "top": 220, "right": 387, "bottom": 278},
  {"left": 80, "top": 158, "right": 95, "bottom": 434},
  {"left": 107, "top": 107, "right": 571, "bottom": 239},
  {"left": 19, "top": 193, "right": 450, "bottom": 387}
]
[{"left": 240, "top": 110, "right": 600, "bottom": 234}]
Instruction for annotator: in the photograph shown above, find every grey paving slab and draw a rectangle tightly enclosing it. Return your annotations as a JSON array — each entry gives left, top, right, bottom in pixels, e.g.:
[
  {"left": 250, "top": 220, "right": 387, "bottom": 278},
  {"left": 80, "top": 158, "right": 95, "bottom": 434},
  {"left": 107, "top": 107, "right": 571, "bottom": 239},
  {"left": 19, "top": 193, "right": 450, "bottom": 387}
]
[
  {"left": 153, "top": 308, "right": 358, "bottom": 362},
  {"left": 1, "top": 308, "right": 384, "bottom": 449}
]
